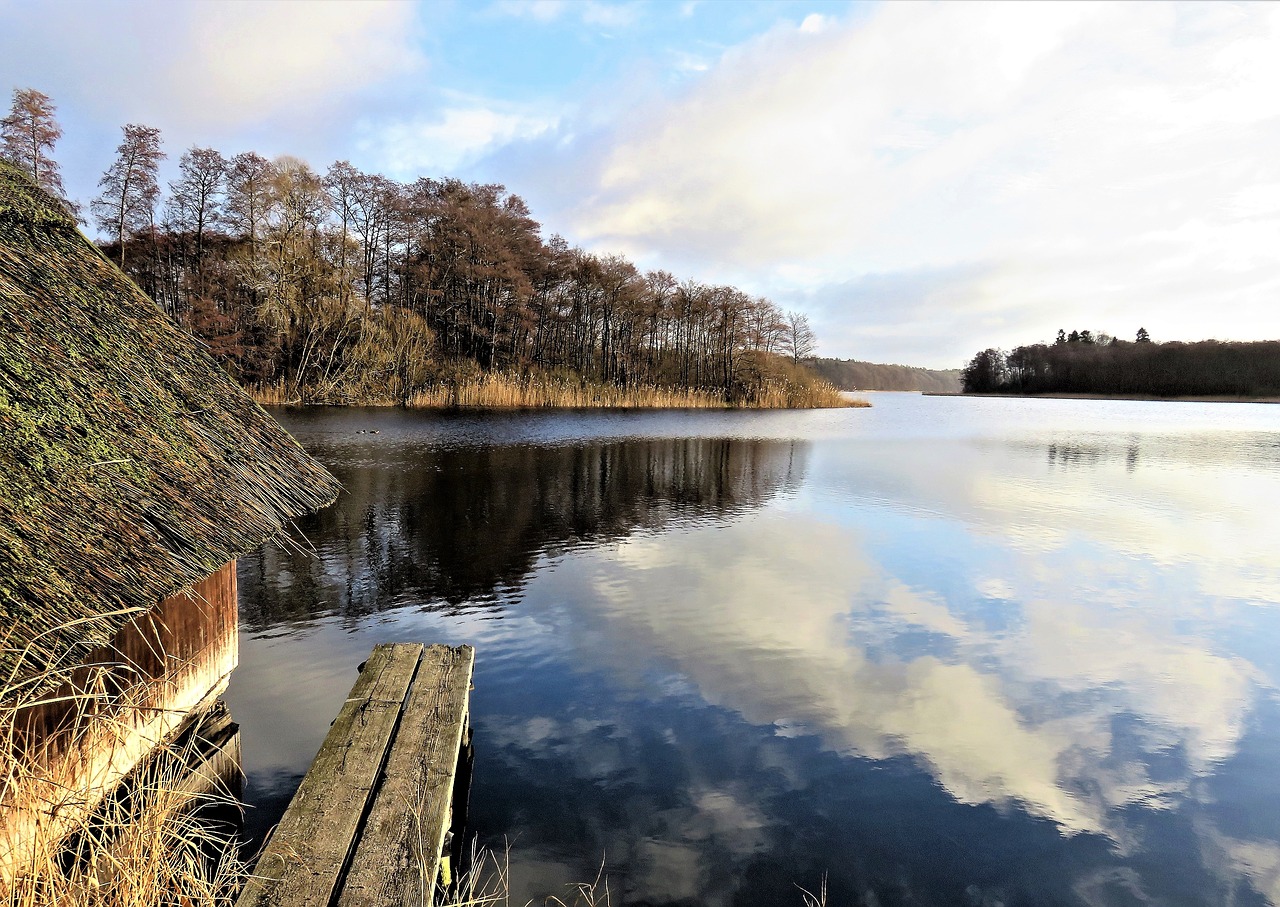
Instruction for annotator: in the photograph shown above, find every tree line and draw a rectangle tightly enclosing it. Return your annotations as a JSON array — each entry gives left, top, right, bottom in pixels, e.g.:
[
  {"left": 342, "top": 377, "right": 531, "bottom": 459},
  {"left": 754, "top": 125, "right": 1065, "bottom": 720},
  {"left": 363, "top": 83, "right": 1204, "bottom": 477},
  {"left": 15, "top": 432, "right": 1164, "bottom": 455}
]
[
  {"left": 2, "top": 87, "right": 837, "bottom": 407},
  {"left": 808, "top": 358, "right": 961, "bottom": 393},
  {"left": 962, "top": 328, "right": 1280, "bottom": 397}
]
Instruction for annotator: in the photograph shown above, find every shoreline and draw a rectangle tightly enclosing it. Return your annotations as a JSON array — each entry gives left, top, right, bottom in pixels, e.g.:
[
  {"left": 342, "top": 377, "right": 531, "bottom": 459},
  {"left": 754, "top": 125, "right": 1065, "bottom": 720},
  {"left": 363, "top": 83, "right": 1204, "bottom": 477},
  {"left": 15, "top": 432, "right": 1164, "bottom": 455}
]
[
  {"left": 246, "top": 378, "right": 870, "bottom": 410},
  {"left": 255, "top": 400, "right": 872, "bottom": 411},
  {"left": 924, "top": 392, "right": 1280, "bottom": 404}
]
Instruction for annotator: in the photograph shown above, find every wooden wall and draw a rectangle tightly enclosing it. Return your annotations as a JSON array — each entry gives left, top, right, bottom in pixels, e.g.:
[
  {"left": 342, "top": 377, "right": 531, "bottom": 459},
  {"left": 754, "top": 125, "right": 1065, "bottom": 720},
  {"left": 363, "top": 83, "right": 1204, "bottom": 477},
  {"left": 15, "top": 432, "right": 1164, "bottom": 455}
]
[{"left": 1, "top": 560, "right": 239, "bottom": 881}]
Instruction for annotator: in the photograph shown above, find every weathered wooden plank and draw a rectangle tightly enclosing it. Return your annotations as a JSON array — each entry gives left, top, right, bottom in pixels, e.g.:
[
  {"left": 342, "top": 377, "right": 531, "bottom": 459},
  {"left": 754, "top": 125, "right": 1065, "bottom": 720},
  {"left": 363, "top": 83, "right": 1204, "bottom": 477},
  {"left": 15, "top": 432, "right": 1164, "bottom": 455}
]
[
  {"left": 336, "top": 644, "right": 475, "bottom": 907},
  {"left": 236, "top": 643, "right": 424, "bottom": 907}
]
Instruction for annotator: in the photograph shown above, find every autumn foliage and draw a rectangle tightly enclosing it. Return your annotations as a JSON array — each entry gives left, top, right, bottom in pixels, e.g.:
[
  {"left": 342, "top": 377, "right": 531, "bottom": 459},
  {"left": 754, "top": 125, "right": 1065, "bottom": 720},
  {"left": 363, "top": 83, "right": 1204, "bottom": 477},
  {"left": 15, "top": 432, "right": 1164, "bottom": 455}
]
[{"left": 0, "top": 86, "right": 849, "bottom": 409}]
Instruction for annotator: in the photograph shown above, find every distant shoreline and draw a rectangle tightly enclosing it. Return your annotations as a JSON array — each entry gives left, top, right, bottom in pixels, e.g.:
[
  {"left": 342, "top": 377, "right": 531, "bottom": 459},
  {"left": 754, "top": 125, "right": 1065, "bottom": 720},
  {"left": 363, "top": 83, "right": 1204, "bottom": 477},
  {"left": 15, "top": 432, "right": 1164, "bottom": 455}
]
[{"left": 924, "top": 392, "right": 1280, "bottom": 404}]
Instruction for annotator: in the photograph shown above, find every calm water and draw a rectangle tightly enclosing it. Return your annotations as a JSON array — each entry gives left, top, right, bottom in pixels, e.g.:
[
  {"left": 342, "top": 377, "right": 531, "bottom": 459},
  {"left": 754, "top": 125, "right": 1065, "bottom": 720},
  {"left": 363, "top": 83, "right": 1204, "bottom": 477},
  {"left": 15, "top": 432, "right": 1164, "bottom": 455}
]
[{"left": 225, "top": 393, "right": 1280, "bottom": 906}]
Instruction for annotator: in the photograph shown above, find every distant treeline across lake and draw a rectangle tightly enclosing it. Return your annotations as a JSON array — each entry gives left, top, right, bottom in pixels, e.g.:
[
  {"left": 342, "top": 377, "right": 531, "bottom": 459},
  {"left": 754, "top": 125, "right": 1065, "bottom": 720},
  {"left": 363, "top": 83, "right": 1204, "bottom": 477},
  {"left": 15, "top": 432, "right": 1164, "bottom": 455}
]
[
  {"left": 808, "top": 358, "right": 962, "bottom": 393},
  {"left": 962, "top": 333, "right": 1280, "bottom": 398}
]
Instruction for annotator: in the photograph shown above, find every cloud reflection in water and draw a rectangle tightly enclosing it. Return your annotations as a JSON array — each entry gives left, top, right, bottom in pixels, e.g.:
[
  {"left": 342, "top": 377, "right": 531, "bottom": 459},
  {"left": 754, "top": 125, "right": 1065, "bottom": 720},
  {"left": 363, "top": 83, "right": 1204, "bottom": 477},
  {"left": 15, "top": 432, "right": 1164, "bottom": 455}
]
[{"left": 229, "top": 400, "right": 1280, "bottom": 905}]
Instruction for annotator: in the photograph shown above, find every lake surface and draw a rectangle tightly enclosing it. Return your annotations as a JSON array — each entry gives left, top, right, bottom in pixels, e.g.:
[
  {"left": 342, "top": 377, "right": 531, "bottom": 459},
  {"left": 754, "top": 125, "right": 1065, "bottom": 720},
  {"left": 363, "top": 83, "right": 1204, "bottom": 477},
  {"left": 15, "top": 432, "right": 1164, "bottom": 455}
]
[{"left": 225, "top": 393, "right": 1280, "bottom": 906}]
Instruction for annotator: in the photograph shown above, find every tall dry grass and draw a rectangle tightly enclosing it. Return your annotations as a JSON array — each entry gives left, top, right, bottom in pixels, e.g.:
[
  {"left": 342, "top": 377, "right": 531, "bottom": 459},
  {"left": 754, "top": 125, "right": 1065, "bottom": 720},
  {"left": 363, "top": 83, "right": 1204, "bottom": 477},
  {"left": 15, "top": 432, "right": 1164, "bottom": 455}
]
[
  {"left": 439, "top": 843, "right": 609, "bottom": 907},
  {"left": 2, "top": 628, "right": 246, "bottom": 907},
  {"left": 406, "top": 373, "right": 730, "bottom": 409},
  {"left": 248, "top": 370, "right": 867, "bottom": 410},
  {"left": 443, "top": 846, "right": 823, "bottom": 907},
  {"left": 243, "top": 380, "right": 298, "bottom": 407}
]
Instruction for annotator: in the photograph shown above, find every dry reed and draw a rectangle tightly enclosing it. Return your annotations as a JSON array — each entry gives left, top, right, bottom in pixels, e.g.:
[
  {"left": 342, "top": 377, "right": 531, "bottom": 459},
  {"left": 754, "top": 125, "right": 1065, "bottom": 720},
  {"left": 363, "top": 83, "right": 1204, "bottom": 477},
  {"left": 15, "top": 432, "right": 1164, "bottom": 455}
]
[
  {"left": 249, "top": 370, "right": 868, "bottom": 410},
  {"left": 442, "top": 844, "right": 829, "bottom": 907},
  {"left": 797, "top": 873, "right": 828, "bottom": 907},
  {"left": 437, "top": 841, "right": 610, "bottom": 907},
  {"left": 543, "top": 855, "right": 611, "bottom": 907},
  {"left": 2, "top": 628, "right": 246, "bottom": 907},
  {"left": 406, "top": 373, "right": 729, "bottom": 410},
  {"left": 243, "top": 380, "right": 298, "bottom": 407},
  {"left": 439, "top": 840, "right": 512, "bottom": 907}
]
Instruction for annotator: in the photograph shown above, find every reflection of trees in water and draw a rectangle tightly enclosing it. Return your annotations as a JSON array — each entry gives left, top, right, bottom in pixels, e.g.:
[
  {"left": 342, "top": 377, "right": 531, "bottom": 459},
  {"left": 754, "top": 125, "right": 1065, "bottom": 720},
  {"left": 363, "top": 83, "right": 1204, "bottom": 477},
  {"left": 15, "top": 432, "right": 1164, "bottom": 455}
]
[
  {"left": 1041, "top": 433, "right": 1280, "bottom": 473},
  {"left": 1046, "top": 442, "right": 1107, "bottom": 469},
  {"left": 240, "top": 438, "right": 808, "bottom": 627}
]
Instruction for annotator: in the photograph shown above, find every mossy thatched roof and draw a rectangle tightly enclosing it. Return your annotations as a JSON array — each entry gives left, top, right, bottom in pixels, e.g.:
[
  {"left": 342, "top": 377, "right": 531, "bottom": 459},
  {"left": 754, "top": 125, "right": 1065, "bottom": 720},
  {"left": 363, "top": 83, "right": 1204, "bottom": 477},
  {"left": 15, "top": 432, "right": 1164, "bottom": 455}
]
[{"left": 0, "top": 161, "right": 341, "bottom": 703}]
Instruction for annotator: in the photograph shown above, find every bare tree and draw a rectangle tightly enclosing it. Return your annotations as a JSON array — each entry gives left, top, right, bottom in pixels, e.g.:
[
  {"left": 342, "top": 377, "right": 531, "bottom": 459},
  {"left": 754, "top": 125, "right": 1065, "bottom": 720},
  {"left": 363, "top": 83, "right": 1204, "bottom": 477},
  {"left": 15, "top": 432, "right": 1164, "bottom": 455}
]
[
  {"left": 92, "top": 124, "right": 165, "bottom": 267},
  {"left": 1, "top": 87, "right": 76, "bottom": 216},
  {"left": 323, "top": 160, "right": 363, "bottom": 306},
  {"left": 783, "top": 310, "right": 816, "bottom": 364},
  {"left": 166, "top": 146, "right": 226, "bottom": 273},
  {"left": 225, "top": 152, "right": 275, "bottom": 251}
]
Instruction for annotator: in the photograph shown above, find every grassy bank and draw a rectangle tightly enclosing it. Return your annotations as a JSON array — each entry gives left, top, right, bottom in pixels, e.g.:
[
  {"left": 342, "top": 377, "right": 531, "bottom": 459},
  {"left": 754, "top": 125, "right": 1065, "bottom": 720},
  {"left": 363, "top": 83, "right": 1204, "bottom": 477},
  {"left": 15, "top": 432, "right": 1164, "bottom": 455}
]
[{"left": 248, "top": 368, "right": 867, "bottom": 410}]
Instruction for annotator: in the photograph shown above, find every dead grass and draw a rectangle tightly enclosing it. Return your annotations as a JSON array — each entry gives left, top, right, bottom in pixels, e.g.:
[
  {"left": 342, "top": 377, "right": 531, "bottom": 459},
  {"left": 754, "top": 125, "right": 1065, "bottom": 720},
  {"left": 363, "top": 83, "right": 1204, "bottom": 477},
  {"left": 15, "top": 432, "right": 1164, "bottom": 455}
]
[
  {"left": 406, "top": 373, "right": 729, "bottom": 409},
  {"left": 543, "top": 856, "right": 611, "bottom": 907},
  {"left": 440, "top": 844, "right": 834, "bottom": 905},
  {"left": 439, "top": 843, "right": 610, "bottom": 907},
  {"left": 441, "top": 840, "right": 512, "bottom": 907},
  {"left": 243, "top": 380, "right": 298, "bottom": 407},
  {"left": 442, "top": 845, "right": 823, "bottom": 907},
  {"left": 797, "top": 873, "right": 828, "bottom": 907},
  {"left": 2, "top": 628, "right": 246, "bottom": 907},
  {"left": 249, "top": 370, "right": 868, "bottom": 410}
]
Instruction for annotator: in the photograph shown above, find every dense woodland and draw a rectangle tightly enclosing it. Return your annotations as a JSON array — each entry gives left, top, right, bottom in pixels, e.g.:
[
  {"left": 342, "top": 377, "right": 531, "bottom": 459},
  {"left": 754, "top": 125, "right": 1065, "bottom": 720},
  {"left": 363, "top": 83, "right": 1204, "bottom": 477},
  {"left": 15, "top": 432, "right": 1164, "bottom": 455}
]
[
  {"left": 809, "top": 358, "right": 961, "bottom": 393},
  {"left": 963, "top": 329, "right": 1280, "bottom": 397},
  {"left": 2, "top": 87, "right": 845, "bottom": 408}
]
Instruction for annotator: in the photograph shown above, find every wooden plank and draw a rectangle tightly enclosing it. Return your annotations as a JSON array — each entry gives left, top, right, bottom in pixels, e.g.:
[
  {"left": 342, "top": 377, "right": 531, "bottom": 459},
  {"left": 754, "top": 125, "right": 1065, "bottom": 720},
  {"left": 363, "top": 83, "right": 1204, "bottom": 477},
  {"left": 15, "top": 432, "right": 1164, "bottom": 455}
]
[
  {"left": 236, "top": 643, "right": 424, "bottom": 907},
  {"left": 336, "top": 644, "right": 475, "bottom": 907}
]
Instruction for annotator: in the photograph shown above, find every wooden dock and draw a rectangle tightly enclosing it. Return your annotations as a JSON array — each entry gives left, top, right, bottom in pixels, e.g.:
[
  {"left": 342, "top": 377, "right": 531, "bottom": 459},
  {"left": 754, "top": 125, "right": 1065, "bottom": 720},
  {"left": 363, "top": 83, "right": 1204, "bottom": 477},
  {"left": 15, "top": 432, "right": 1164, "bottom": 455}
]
[{"left": 236, "top": 643, "right": 475, "bottom": 907}]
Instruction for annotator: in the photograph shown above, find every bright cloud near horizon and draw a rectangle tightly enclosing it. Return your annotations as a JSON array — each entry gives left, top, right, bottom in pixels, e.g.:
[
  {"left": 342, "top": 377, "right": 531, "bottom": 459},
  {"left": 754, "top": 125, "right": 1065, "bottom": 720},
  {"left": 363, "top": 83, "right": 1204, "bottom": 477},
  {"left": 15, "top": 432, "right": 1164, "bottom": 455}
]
[{"left": 3, "top": 0, "right": 1278, "bottom": 369}]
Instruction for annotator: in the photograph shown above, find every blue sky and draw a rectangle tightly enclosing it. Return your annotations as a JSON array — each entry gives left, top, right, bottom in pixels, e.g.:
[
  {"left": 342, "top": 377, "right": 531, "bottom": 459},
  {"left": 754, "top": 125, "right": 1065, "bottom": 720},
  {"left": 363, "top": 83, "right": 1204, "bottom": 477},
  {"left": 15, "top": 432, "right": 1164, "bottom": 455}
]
[{"left": 3, "top": 0, "right": 1279, "bottom": 368}]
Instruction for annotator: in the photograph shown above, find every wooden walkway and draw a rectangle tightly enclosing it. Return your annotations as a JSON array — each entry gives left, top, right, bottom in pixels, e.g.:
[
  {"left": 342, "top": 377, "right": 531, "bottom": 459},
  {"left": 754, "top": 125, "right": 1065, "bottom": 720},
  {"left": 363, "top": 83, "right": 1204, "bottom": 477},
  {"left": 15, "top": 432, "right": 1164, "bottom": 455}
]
[{"left": 236, "top": 643, "right": 474, "bottom": 907}]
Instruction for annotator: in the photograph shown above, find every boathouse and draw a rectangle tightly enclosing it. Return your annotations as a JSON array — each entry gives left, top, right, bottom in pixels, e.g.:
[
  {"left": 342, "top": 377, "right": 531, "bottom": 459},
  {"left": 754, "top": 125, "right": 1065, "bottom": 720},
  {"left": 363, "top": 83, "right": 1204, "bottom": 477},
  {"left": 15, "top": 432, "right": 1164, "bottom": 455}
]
[{"left": 0, "top": 160, "right": 341, "bottom": 879}]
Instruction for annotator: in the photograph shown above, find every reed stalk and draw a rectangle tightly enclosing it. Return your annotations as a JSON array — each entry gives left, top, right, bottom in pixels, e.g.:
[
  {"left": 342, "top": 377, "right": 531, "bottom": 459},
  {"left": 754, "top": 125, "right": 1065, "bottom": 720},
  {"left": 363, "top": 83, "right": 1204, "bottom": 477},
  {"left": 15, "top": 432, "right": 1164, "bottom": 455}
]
[
  {"left": 2, "top": 627, "right": 246, "bottom": 907},
  {"left": 248, "top": 370, "right": 868, "bottom": 410}
]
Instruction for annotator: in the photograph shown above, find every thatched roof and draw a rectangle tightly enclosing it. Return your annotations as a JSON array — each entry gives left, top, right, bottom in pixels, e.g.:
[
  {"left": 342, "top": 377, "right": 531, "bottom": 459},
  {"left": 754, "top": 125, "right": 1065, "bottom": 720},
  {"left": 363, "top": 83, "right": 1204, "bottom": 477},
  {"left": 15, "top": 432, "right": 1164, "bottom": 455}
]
[{"left": 0, "top": 161, "right": 341, "bottom": 703}]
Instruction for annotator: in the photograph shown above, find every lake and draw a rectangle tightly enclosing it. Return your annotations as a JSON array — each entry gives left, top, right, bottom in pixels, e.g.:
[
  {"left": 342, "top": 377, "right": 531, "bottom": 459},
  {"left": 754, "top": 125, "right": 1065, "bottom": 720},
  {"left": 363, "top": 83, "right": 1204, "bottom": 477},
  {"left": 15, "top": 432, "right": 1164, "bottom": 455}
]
[{"left": 225, "top": 393, "right": 1280, "bottom": 906}]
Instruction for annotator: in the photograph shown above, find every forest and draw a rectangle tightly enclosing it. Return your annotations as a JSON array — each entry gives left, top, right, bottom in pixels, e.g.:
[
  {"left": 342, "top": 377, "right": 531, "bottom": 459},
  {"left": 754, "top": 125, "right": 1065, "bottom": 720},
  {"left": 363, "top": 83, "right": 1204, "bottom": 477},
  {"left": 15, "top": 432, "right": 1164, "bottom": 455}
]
[
  {"left": 962, "top": 329, "right": 1280, "bottom": 398},
  {"left": 809, "top": 358, "right": 960, "bottom": 393},
  {"left": 2, "top": 87, "right": 848, "bottom": 408}
]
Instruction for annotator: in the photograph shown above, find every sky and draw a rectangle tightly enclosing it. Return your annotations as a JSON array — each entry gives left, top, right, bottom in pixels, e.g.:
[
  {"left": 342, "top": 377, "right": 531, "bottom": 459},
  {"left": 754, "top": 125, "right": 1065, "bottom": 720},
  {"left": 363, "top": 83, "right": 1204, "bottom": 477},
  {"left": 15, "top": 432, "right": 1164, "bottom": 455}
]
[{"left": 2, "top": 0, "right": 1279, "bottom": 369}]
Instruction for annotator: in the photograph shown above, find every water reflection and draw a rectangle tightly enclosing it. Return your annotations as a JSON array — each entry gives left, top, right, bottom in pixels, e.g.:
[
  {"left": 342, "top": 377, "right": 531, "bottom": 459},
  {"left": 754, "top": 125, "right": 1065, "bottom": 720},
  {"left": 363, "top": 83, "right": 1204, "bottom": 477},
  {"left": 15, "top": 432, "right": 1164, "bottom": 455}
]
[
  {"left": 228, "top": 398, "right": 1280, "bottom": 906},
  {"left": 240, "top": 436, "right": 807, "bottom": 627}
]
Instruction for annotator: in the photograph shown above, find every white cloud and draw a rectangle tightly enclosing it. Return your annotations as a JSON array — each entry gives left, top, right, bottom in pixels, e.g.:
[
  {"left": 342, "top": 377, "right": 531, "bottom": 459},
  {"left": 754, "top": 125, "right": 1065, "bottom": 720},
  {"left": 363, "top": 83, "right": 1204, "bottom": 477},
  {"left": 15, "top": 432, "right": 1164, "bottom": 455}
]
[
  {"left": 362, "top": 103, "right": 559, "bottom": 178},
  {"left": 489, "top": 0, "right": 642, "bottom": 30},
  {"left": 521, "top": 469, "right": 1271, "bottom": 855},
  {"left": 798, "top": 14, "right": 828, "bottom": 35},
  {"left": 580, "top": 1, "right": 642, "bottom": 29},
  {"left": 0, "top": 1, "right": 423, "bottom": 131},
  {"left": 505, "top": 1, "right": 1280, "bottom": 365},
  {"left": 491, "top": 0, "right": 568, "bottom": 23},
  {"left": 176, "top": 2, "right": 424, "bottom": 125}
]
